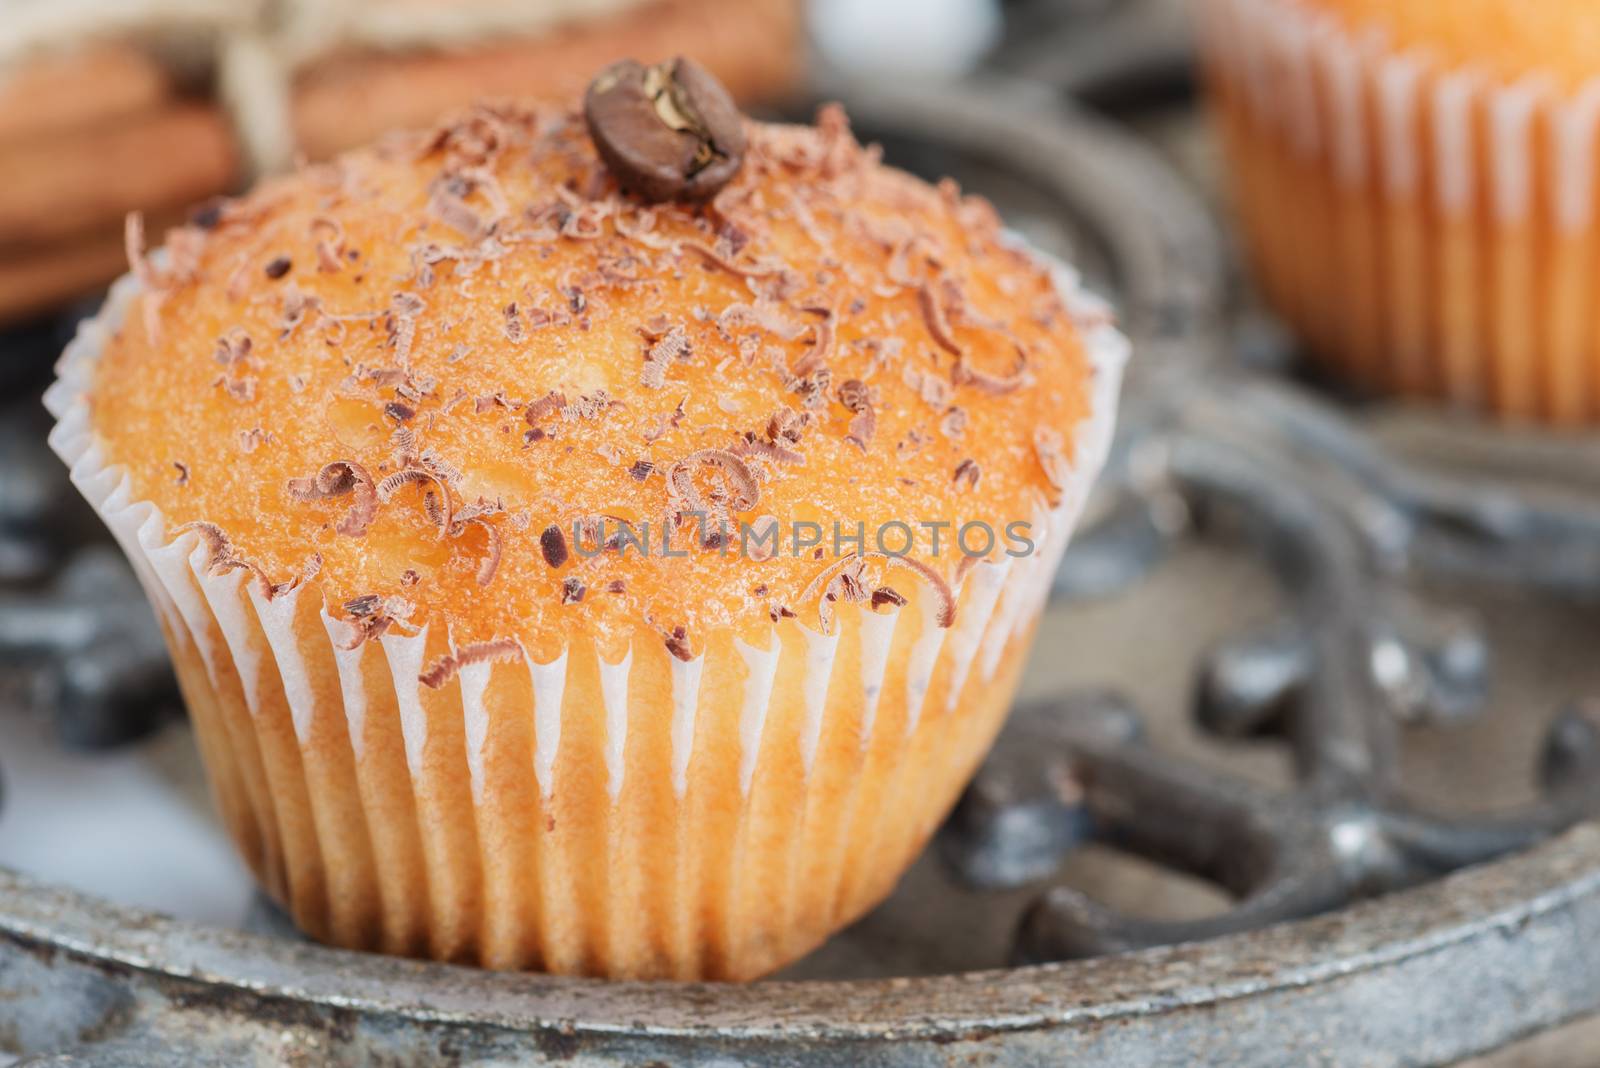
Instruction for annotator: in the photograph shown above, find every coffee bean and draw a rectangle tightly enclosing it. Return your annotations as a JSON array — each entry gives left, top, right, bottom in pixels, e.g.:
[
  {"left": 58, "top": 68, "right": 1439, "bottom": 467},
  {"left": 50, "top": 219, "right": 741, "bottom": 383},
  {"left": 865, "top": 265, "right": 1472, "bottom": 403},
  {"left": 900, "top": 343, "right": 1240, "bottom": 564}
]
[{"left": 584, "top": 56, "right": 747, "bottom": 202}]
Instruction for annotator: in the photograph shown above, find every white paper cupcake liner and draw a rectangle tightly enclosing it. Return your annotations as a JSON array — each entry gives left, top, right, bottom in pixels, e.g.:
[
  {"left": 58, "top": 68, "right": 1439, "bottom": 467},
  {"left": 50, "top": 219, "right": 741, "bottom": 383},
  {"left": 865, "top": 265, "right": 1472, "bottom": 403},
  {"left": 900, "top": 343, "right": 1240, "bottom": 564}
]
[{"left": 46, "top": 249, "right": 1126, "bottom": 979}]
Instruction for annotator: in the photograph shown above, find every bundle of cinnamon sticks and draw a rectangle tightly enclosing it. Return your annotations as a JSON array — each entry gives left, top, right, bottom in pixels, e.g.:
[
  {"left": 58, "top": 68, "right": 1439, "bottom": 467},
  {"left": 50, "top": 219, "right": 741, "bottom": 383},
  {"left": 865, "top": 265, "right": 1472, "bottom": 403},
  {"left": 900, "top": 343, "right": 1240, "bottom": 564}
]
[{"left": 0, "top": 0, "right": 803, "bottom": 325}]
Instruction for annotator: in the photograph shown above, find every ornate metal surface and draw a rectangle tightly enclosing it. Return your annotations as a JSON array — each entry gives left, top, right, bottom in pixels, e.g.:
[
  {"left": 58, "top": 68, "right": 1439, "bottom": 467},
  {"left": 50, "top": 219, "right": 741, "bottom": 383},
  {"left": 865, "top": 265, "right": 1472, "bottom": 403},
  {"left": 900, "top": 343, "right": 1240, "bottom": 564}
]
[{"left": 5, "top": 41, "right": 1600, "bottom": 1067}]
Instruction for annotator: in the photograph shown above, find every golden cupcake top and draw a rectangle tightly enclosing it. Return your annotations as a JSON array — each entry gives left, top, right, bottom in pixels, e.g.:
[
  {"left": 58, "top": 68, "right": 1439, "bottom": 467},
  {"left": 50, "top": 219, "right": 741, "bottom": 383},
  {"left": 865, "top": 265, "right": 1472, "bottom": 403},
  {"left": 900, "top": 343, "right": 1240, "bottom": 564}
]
[
  {"left": 89, "top": 59, "right": 1096, "bottom": 664},
  {"left": 1302, "top": 0, "right": 1600, "bottom": 90}
]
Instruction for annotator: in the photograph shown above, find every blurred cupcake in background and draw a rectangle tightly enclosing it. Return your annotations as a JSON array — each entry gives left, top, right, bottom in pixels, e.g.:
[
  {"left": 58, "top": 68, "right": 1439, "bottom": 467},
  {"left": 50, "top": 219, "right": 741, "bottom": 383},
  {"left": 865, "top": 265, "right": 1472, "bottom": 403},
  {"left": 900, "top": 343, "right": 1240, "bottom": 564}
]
[{"left": 1198, "top": 0, "right": 1600, "bottom": 424}]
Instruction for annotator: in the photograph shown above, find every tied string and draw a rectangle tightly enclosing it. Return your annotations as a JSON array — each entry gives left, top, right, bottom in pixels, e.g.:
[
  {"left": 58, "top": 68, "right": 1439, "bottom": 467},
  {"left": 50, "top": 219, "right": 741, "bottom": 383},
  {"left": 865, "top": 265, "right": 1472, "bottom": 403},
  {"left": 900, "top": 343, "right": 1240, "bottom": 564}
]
[{"left": 0, "top": 0, "right": 644, "bottom": 178}]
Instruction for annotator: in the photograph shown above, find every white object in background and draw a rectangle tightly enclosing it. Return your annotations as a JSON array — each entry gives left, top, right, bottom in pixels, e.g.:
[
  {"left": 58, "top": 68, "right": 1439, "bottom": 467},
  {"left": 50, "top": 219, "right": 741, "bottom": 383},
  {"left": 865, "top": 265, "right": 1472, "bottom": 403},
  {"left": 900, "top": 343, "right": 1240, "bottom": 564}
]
[
  {"left": 809, "top": 0, "right": 1003, "bottom": 80},
  {"left": 0, "top": 713, "right": 254, "bottom": 926}
]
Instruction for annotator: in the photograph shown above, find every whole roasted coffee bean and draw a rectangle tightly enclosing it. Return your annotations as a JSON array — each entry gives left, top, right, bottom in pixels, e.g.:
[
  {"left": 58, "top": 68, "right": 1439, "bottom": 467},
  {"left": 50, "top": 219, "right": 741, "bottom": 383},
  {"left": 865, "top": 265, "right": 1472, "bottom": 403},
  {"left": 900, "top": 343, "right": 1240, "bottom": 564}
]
[{"left": 584, "top": 56, "right": 747, "bottom": 202}]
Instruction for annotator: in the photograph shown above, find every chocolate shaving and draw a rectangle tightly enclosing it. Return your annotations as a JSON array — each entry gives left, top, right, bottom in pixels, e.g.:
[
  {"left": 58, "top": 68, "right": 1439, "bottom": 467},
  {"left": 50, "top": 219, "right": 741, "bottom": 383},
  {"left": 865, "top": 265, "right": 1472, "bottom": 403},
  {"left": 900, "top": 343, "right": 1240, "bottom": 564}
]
[
  {"left": 870, "top": 586, "right": 907, "bottom": 611},
  {"left": 376, "top": 464, "right": 452, "bottom": 538},
  {"left": 766, "top": 407, "right": 810, "bottom": 444},
  {"left": 462, "top": 516, "right": 502, "bottom": 586},
  {"left": 561, "top": 577, "right": 587, "bottom": 604},
  {"left": 664, "top": 625, "right": 693, "bottom": 661},
  {"left": 123, "top": 212, "right": 158, "bottom": 290},
  {"left": 952, "top": 458, "right": 982, "bottom": 491},
  {"left": 939, "top": 406, "right": 969, "bottom": 440},
  {"left": 343, "top": 594, "right": 382, "bottom": 617},
  {"left": 286, "top": 460, "right": 378, "bottom": 537},
  {"left": 791, "top": 304, "right": 836, "bottom": 377},
  {"left": 173, "top": 462, "right": 189, "bottom": 485},
  {"left": 573, "top": 513, "right": 643, "bottom": 555},
  {"left": 731, "top": 437, "right": 805, "bottom": 465},
  {"left": 836, "top": 378, "right": 870, "bottom": 412},
  {"left": 190, "top": 199, "right": 225, "bottom": 230},
  {"left": 333, "top": 592, "right": 416, "bottom": 647},
  {"left": 276, "top": 285, "right": 321, "bottom": 338},
  {"left": 540, "top": 524, "right": 570, "bottom": 568},
  {"left": 846, "top": 407, "right": 876, "bottom": 451},
  {"left": 524, "top": 390, "right": 567, "bottom": 423},
  {"left": 641, "top": 324, "right": 691, "bottom": 389},
  {"left": 123, "top": 212, "right": 176, "bottom": 342},
  {"left": 164, "top": 227, "right": 205, "bottom": 284},
  {"left": 905, "top": 366, "right": 953, "bottom": 408},
  {"left": 1034, "top": 425, "right": 1071, "bottom": 495},
  {"left": 423, "top": 491, "right": 446, "bottom": 530},
  {"left": 836, "top": 378, "right": 875, "bottom": 452},
  {"left": 386, "top": 291, "right": 425, "bottom": 366},
  {"left": 640, "top": 352, "right": 667, "bottom": 391},
  {"left": 171, "top": 521, "right": 315, "bottom": 602},
  {"left": 236, "top": 428, "right": 269, "bottom": 453},
  {"left": 563, "top": 390, "right": 614, "bottom": 422},
  {"left": 344, "top": 606, "right": 391, "bottom": 643},
  {"left": 952, "top": 354, "right": 1030, "bottom": 395},
  {"left": 682, "top": 240, "right": 785, "bottom": 280},
  {"left": 173, "top": 521, "right": 234, "bottom": 572},
  {"left": 718, "top": 301, "right": 808, "bottom": 342},
  {"left": 613, "top": 206, "right": 664, "bottom": 246},
  {"left": 221, "top": 376, "right": 256, "bottom": 403},
  {"left": 276, "top": 553, "right": 323, "bottom": 600},
  {"left": 407, "top": 239, "right": 506, "bottom": 288},
  {"left": 917, "top": 281, "right": 963, "bottom": 356},
  {"left": 311, "top": 216, "right": 345, "bottom": 273},
  {"left": 811, "top": 557, "right": 871, "bottom": 632},
  {"left": 628, "top": 459, "right": 655, "bottom": 481},
  {"left": 213, "top": 329, "right": 253, "bottom": 367},
  {"left": 503, "top": 302, "right": 525, "bottom": 343},
  {"left": 667, "top": 449, "right": 760, "bottom": 514},
  {"left": 426, "top": 177, "right": 488, "bottom": 241},
  {"left": 799, "top": 551, "right": 957, "bottom": 632},
  {"left": 390, "top": 425, "right": 418, "bottom": 461},
  {"left": 263, "top": 255, "right": 292, "bottom": 280},
  {"left": 419, "top": 639, "right": 523, "bottom": 689},
  {"left": 642, "top": 399, "right": 687, "bottom": 443},
  {"left": 887, "top": 235, "right": 931, "bottom": 287}
]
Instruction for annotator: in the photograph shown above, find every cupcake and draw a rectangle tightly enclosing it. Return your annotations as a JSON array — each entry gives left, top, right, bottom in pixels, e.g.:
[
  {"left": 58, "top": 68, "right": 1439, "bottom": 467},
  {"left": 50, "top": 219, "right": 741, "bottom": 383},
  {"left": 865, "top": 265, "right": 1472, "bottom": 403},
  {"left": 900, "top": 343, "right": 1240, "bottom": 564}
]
[
  {"left": 1199, "top": 0, "right": 1600, "bottom": 424},
  {"left": 46, "top": 58, "right": 1125, "bottom": 980}
]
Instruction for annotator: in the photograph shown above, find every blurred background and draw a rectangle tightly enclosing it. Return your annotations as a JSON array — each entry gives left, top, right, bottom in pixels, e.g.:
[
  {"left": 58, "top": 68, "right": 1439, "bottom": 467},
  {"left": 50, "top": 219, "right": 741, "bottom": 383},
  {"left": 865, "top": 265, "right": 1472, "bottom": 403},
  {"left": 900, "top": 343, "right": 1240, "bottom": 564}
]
[{"left": 5, "top": 1, "right": 1600, "bottom": 1065}]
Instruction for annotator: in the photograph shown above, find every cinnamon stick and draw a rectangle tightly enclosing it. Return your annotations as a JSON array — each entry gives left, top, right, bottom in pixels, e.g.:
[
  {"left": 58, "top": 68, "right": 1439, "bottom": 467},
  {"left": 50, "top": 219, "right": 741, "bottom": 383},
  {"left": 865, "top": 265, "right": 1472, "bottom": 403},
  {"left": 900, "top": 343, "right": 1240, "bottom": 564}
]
[
  {"left": 0, "top": 0, "right": 801, "bottom": 322},
  {"left": 0, "top": 104, "right": 238, "bottom": 247},
  {"left": 292, "top": 0, "right": 803, "bottom": 158},
  {"left": 0, "top": 43, "right": 170, "bottom": 146}
]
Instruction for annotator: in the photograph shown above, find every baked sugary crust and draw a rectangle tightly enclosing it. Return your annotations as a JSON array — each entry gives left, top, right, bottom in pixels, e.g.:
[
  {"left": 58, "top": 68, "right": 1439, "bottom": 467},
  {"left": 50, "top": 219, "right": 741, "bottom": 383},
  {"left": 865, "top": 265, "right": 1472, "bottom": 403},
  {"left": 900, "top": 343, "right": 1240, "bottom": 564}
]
[
  {"left": 91, "top": 102, "right": 1095, "bottom": 663},
  {"left": 1299, "top": 0, "right": 1600, "bottom": 90}
]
